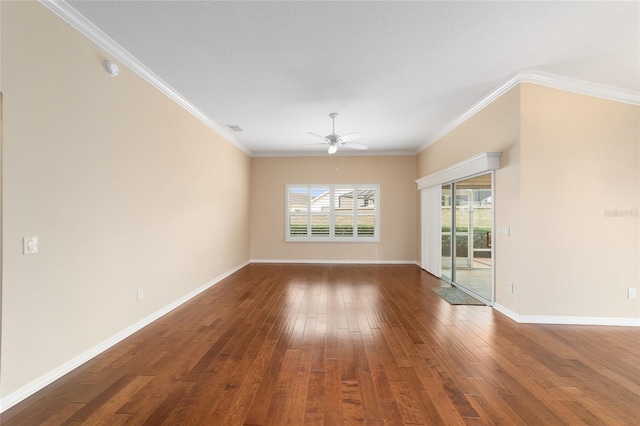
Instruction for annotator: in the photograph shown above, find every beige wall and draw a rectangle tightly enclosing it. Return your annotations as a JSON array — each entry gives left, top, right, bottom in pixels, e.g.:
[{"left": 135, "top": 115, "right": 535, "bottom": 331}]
[
  {"left": 520, "top": 84, "right": 639, "bottom": 317},
  {"left": 1, "top": 1, "right": 250, "bottom": 398},
  {"left": 417, "top": 87, "right": 521, "bottom": 311},
  {"left": 417, "top": 83, "right": 640, "bottom": 320},
  {"left": 250, "top": 156, "right": 417, "bottom": 262},
  {"left": 416, "top": 88, "right": 521, "bottom": 177}
]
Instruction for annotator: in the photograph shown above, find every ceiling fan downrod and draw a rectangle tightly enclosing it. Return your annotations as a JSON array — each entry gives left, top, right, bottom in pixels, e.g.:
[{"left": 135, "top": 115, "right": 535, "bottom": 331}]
[{"left": 329, "top": 112, "right": 338, "bottom": 136}]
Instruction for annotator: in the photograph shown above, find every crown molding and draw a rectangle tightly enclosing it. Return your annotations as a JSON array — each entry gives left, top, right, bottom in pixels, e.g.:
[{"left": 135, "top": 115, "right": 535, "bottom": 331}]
[
  {"left": 39, "top": 0, "right": 252, "bottom": 156},
  {"left": 519, "top": 70, "right": 640, "bottom": 106},
  {"left": 417, "top": 70, "right": 640, "bottom": 153},
  {"left": 37, "top": 0, "right": 640, "bottom": 158},
  {"left": 417, "top": 73, "right": 521, "bottom": 154},
  {"left": 251, "top": 149, "right": 417, "bottom": 158}
]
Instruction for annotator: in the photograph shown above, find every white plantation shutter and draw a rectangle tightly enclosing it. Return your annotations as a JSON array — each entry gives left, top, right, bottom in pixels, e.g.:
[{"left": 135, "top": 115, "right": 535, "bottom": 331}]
[
  {"left": 310, "top": 188, "right": 330, "bottom": 236},
  {"left": 286, "top": 184, "right": 380, "bottom": 242},
  {"left": 287, "top": 187, "right": 309, "bottom": 236},
  {"left": 334, "top": 188, "right": 354, "bottom": 237},
  {"left": 355, "top": 187, "right": 376, "bottom": 237}
]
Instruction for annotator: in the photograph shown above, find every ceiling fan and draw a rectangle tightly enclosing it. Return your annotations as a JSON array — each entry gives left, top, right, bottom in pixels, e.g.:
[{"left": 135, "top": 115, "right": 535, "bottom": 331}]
[{"left": 306, "top": 113, "right": 368, "bottom": 154}]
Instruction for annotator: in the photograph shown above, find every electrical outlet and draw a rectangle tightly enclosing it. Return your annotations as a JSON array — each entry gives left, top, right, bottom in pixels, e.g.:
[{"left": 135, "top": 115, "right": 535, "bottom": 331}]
[
  {"left": 628, "top": 288, "right": 637, "bottom": 299},
  {"left": 137, "top": 288, "right": 144, "bottom": 301},
  {"left": 217, "top": 257, "right": 224, "bottom": 264}
]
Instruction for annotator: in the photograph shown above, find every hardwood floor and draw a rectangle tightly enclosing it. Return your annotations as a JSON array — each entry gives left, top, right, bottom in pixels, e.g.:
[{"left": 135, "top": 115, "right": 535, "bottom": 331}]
[{"left": 3, "top": 264, "right": 640, "bottom": 425}]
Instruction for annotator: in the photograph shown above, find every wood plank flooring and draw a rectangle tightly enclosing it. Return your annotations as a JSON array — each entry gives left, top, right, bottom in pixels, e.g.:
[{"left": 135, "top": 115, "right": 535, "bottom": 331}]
[{"left": 3, "top": 264, "right": 640, "bottom": 425}]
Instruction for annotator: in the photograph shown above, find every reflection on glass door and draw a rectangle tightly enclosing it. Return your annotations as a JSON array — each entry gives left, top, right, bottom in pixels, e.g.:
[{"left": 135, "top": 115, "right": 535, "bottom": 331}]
[
  {"left": 442, "top": 173, "right": 493, "bottom": 302},
  {"left": 455, "top": 191, "right": 472, "bottom": 268},
  {"left": 441, "top": 184, "right": 452, "bottom": 282}
]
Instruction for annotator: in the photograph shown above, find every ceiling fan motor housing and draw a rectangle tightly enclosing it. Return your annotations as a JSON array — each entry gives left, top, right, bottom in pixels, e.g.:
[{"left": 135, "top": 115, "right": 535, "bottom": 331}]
[{"left": 306, "top": 112, "right": 366, "bottom": 154}]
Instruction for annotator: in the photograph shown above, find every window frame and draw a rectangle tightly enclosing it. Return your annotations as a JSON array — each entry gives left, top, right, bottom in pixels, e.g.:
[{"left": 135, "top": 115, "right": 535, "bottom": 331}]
[{"left": 285, "top": 184, "right": 380, "bottom": 242}]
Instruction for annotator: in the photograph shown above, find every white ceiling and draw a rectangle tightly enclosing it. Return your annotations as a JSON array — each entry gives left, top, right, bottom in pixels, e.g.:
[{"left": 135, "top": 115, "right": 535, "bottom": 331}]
[{"left": 64, "top": 0, "right": 639, "bottom": 156}]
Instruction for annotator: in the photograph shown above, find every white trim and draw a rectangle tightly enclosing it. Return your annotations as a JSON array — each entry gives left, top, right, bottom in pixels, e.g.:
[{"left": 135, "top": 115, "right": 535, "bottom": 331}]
[
  {"left": 0, "top": 260, "right": 250, "bottom": 413},
  {"left": 493, "top": 303, "right": 521, "bottom": 323},
  {"left": 415, "top": 152, "right": 501, "bottom": 190},
  {"left": 285, "top": 184, "right": 380, "bottom": 243},
  {"left": 35, "top": 1, "right": 640, "bottom": 158},
  {"left": 418, "top": 73, "right": 521, "bottom": 153},
  {"left": 519, "top": 70, "right": 640, "bottom": 106},
  {"left": 519, "top": 315, "right": 640, "bottom": 327},
  {"left": 38, "top": 0, "right": 251, "bottom": 156},
  {"left": 493, "top": 303, "right": 640, "bottom": 327},
  {"left": 417, "top": 70, "right": 640, "bottom": 153},
  {"left": 490, "top": 172, "right": 496, "bottom": 304},
  {"left": 252, "top": 150, "right": 417, "bottom": 158},
  {"left": 250, "top": 259, "right": 418, "bottom": 265}
]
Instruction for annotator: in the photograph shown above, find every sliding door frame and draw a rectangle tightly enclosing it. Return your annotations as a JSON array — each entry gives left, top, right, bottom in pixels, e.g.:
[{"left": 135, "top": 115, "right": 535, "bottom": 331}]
[
  {"left": 417, "top": 152, "right": 501, "bottom": 306},
  {"left": 441, "top": 171, "right": 495, "bottom": 305}
]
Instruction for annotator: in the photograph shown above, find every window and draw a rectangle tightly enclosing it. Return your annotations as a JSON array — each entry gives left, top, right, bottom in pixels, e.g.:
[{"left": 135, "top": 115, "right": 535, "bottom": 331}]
[{"left": 286, "top": 184, "right": 380, "bottom": 242}]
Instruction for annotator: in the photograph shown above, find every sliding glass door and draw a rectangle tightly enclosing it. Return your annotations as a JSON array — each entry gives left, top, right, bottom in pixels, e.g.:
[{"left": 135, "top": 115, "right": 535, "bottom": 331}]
[{"left": 442, "top": 173, "right": 493, "bottom": 302}]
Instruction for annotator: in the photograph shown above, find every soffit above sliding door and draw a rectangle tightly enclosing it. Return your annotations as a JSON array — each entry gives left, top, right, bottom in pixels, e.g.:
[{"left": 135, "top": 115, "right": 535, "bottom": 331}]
[{"left": 415, "top": 152, "right": 501, "bottom": 190}]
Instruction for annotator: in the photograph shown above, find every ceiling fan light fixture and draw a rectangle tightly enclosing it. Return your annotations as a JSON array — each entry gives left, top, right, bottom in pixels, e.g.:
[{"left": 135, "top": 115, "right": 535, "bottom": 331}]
[{"left": 306, "top": 113, "right": 366, "bottom": 154}]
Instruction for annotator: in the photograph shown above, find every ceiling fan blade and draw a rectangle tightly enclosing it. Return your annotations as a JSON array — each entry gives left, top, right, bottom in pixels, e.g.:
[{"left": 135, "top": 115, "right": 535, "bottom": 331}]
[
  {"left": 341, "top": 142, "right": 368, "bottom": 150},
  {"left": 337, "top": 132, "right": 362, "bottom": 143},
  {"left": 299, "top": 142, "right": 328, "bottom": 146},
  {"left": 307, "top": 131, "right": 328, "bottom": 140}
]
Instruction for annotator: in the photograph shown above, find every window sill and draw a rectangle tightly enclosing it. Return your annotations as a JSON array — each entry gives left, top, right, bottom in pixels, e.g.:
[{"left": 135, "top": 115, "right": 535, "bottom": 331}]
[{"left": 285, "top": 237, "right": 380, "bottom": 243}]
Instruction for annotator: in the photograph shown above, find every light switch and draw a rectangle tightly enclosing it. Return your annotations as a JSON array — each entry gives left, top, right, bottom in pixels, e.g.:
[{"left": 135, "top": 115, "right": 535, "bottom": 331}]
[
  {"left": 498, "top": 226, "right": 510, "bottom": 236},
  {"left": 23, "top": 236, "right": 38, "bottom": 254}
]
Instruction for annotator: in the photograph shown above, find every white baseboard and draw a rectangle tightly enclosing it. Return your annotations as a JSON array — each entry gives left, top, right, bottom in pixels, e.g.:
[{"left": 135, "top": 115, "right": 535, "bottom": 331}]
[
  {"left": 250, "top": 258, "right": 418, "bottom": 265},
  {"left": 8, "top": 262, "right": 633, "bottom": 412},
  {"left": 493, "top": 303, "right": 640, "bottom": 327},
  {"left": 492, "top": 303, "right": 520, "bottom": 322},
  {"left": 0, "top": 260, "right": 250, "bottom": 413}
]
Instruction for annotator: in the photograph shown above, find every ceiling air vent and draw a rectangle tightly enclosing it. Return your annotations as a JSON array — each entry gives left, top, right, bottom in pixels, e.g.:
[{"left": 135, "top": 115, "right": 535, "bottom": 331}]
[{"left": 226, "top": 124, "right": 243, "bottom": 132}]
